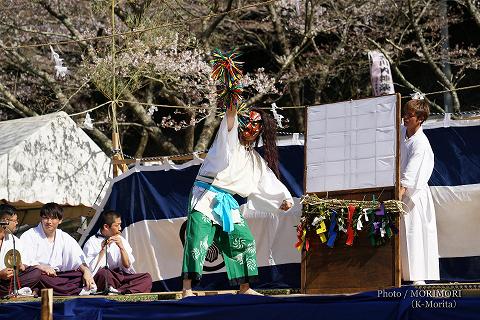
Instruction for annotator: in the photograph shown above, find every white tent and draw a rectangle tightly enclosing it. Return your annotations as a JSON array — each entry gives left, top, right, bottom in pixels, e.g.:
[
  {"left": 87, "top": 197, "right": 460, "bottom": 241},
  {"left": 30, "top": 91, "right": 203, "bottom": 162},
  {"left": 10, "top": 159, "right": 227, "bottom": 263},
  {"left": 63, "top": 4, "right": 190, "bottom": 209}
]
[{"left": 0, "top": 112, "right": 111, "bottom": 214}]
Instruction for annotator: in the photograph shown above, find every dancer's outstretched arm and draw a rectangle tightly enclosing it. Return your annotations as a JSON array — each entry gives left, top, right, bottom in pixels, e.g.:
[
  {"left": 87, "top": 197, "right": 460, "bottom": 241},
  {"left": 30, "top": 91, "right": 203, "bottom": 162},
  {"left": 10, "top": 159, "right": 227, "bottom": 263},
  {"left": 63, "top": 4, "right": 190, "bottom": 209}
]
[{"left": 226, "top": 105, "right": 236, "bottom": 132}]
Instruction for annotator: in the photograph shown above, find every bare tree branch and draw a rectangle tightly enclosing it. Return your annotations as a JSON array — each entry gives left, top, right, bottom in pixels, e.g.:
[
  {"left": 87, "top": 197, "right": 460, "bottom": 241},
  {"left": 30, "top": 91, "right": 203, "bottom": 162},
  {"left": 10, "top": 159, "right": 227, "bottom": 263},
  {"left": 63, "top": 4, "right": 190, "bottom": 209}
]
[
  {"left": 37, "top": 0, "right": 97, "bottom": 61},
  {"left": 200, "top": 0, "right": 235, "bottom": 43},
  {"left": 466, "top": 0, "right": 480, "bottom": 27},
  {"left": 194, "top": 109, "right": 220, "bottom": 151},
  {"left": 1, "top": 45, "right": 74, "bottom": 113},
  {"left": 122, "top": 90, "right": 179, "bottom": 155},
  {"left": 407, "top": 0, "right": 461, "bottom": 112},
  {"left": 0, "top": 82, "right": 38, "bottom": 117},
  {"left": 246, "top": 28, "right": 312, "bottom": 107},
  {"left": 86, "top": 127, "right": 114, "bottom": 157},
  {"left": 159, "top": 88, "right": 195, "bottom": 153},
  {"left": 244, "top": 2, "right": 315, "bottom": 131},
  {"left": 0, "top": 21, "right": 73, "bottom": 39},
  {"left": 135, "top": 128, "right": 149, "bottom": 158},
  {"left": 38, "top": 1, "right": 181, "bottom": 155}
]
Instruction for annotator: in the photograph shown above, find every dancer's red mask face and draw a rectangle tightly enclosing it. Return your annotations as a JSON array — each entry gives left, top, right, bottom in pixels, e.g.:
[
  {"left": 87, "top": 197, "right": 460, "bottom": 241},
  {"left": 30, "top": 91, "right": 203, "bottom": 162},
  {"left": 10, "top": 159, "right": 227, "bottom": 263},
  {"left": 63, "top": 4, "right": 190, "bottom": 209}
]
[{"left": 239, "top": 111, "right": 262, "bottom": 143}]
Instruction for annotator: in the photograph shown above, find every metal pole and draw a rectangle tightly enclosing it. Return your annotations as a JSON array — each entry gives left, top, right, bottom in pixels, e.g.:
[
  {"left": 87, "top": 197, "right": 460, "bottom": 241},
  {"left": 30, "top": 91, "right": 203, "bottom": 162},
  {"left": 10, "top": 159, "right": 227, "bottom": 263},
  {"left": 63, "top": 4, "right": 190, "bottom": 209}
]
[
  {"left": 11, "top": 233, "right": 18, "bottom": 296},
  {"left": 441, "top": 0, "right": 453, "bottom": 113}
]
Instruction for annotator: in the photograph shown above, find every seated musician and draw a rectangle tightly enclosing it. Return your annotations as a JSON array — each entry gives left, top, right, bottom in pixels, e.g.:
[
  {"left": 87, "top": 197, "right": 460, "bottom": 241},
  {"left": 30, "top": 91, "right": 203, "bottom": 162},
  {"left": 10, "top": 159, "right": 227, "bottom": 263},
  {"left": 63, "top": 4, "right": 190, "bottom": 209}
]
[
  {"left": 20, "top": 202, "right": 95, "bottom": 295},
  {"left": 0, "top": 204, "right": 42, "bottom": 297},
  {"left": 83, "top": 210, "right": 152, "bottom": 294}
]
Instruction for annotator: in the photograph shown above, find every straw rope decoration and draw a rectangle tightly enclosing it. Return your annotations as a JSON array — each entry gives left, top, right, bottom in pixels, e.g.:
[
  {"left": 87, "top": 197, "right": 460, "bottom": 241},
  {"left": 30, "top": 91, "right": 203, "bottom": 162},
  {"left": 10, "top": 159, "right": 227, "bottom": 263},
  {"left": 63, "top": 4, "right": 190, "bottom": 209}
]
[
  {"left": 297, "top": 194, "right": 404, "bottom": 250},
  {"left": 302, "top": 194, "right": 405, "bottom": 214}
]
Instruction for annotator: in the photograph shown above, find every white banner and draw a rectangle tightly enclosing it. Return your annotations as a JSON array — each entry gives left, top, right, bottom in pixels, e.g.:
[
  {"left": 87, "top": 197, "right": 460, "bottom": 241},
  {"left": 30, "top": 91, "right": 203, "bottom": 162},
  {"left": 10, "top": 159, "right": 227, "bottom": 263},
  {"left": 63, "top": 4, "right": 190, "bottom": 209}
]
[{"left": 368, "top": 51, "right": 395, "bottom": 96}]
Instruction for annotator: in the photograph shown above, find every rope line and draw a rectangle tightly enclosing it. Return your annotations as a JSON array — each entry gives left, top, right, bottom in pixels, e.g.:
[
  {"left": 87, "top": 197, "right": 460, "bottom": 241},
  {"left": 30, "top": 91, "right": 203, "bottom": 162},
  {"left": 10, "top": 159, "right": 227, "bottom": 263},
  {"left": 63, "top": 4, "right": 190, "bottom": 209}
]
[
  {"left": 67, "top": 83, "right": 480, "bottom": 118},
  {"left": 1, "top": 0, "right": 279, "bottom": 50}
]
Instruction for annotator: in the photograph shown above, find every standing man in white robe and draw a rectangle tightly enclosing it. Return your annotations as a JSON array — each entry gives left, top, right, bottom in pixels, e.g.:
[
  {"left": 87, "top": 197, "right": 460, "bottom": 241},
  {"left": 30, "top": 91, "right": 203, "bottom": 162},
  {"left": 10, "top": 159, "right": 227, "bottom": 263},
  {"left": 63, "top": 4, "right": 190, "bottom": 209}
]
[
  {"left": 83, "top": 210, "right": 152, "bottom": 294},
  {"left": 20, "top": 202, "right": 96, "bottom": 295},
  {"left": 399, "top": 98, "right": 440, "bottom": 285},
  {"left": 181, "top": 106, "right": 293, "bottom": 298}
]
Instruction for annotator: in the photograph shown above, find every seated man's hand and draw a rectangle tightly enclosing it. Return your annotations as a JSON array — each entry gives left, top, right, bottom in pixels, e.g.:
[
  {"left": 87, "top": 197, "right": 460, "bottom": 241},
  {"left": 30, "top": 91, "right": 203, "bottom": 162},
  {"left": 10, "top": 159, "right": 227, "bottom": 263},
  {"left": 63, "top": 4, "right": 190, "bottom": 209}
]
[
  {"left": 0, "top": 268, "right": 14, "bottom": 280},
  {"left": 19, "top": 264, "right": 26, "bottom": 272},
  {"left": 109, "top": 235, "right": 125, "bottom": 250},
  {"left": 82, "top": 270, "right": 96, "bottom": 290},
  {"left": 37, "top": 264, "right": 57, "bottom": 277},
  {"left": 279, "top": 200, "right": 293, "bottom": 211},
  {"left": 101, "top": 238, "right": 108, "bottom": 250}
]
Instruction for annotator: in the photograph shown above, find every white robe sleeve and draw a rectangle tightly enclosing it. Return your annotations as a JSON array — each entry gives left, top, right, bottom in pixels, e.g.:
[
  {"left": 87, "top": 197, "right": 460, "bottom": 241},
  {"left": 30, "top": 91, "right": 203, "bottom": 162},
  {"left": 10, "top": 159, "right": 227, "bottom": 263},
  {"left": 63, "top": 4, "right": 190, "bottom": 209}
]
[
  {"left": 401, "top": 136, "right": 434, "bottom": 190},
  {"left": 13, "top": 235, "right": 32, "bottom": 267},
  {"left": 83, "top": 236, "right": 102, "bottom": 274},
  {"left": 60, "top": 232, "right": 86, "bottom": 271},
  {"left": 19, "top": 228, "right": 39, "bottom": 267},
  {"left": 198, "top": 115, "right": 239, "bottom": 176},
  {"left": 246, "top": 158, "right": 293, "bottom": 212}
]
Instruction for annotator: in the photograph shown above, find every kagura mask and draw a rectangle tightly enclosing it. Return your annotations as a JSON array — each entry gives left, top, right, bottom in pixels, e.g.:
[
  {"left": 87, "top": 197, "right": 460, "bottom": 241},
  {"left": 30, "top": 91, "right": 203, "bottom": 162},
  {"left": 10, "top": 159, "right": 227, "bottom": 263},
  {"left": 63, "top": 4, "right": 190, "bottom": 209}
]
[{"left": 239, "top": 110, "right": 263, "bottom": 142}]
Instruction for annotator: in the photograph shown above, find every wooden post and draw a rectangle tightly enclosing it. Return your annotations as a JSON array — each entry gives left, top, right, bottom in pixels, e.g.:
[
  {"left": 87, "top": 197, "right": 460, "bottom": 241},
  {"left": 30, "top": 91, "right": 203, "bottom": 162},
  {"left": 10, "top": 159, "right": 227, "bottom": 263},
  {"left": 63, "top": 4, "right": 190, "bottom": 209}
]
[
  {"left": 112, "top": 132, "right": 128, "bottom": 177},
  {"left": 41, "top": 288, "right": 53, "bottom": 320},
  {"left": 112, "top": 131, "right": 120, "bottom": 177},
  {"left": 394, "top": 93, "right": 402, "bottom": 287}
]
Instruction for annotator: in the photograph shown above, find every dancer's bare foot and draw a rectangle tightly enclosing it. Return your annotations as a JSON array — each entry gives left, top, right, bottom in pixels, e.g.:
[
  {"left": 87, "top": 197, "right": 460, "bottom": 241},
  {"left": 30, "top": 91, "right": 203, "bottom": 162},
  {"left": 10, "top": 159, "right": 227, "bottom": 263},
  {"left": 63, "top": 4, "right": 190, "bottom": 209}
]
[
  {"left": 182, "top": 289, "right": 195, "bottom": 298},
  {"left": 182, "top": 279, "right": 195, "bottom": 298},
  {"left": 239, "top": 288, "right": 263, "bottom": 295},
  {"left": 239, "top": 283, "right": 263, "bottom": 296}
]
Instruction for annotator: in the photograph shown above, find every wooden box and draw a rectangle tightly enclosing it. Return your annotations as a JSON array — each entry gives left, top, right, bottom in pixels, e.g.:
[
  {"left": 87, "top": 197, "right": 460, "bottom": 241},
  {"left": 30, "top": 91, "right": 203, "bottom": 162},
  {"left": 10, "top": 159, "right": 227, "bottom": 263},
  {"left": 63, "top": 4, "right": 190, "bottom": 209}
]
[{"left": 301, "top": 188, "right": 400, "bottom": 294}]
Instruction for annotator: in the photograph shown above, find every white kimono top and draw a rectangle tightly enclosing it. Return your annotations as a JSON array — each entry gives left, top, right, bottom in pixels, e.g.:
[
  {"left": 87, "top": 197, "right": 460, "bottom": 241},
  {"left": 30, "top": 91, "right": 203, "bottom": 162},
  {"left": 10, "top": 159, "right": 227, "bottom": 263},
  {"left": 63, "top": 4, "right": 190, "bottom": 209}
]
[
  {"left": 191, "top": 115, "right": 293, "bottom": 227},
  {"left": 83, "top": 234, "right": 136, "bottom": 276},
  {"left": 20, "top": 224, "right": 86, "bottom": 272},
  {"left": 400, "top": 126, "right": 434, "bottom": 191},
  {"left": 0, "top": 233, "right": 31, "bottom": 269},
  {"left": 400, "top": 126, "right": 439, "bottom": 281}
]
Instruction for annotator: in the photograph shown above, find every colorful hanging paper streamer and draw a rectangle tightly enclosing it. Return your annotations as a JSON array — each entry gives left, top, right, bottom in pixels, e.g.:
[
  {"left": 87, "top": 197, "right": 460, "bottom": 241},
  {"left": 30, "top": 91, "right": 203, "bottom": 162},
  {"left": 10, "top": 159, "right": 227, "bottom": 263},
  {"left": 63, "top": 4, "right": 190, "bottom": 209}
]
[
  {"left": 337, "top": 208, "right": 346, "bottom": 232},
  {"left": 376, "top": 202, "right": 385, "bottom": 216},
  {"left": 326, "top": 210, "right": 338, "bottom": 248},
  {"left": 346, "top": 204, "right": 355, "bottom": 246},
  {"left": 295, "top": 225, "right": 309, "bottom": 251},
  {"left": 316, "top": 220, "right": 327, "bottom": 243}
]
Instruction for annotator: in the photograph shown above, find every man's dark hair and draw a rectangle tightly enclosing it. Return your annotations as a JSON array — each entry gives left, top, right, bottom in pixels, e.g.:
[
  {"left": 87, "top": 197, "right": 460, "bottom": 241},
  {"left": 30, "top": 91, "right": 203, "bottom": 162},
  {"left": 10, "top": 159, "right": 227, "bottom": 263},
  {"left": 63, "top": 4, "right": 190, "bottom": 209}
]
[
  {"left": 40, "top": 202, "right": 64, "bottom": 220},
  {"left": 101, "top": 210, "right": 121, "bottom": 228},
  {"left": 252, "top": 108, "right": 280, "bottom": 178},
  {"left": 0, "top": 203, "right": 16, "bottom": 220}
]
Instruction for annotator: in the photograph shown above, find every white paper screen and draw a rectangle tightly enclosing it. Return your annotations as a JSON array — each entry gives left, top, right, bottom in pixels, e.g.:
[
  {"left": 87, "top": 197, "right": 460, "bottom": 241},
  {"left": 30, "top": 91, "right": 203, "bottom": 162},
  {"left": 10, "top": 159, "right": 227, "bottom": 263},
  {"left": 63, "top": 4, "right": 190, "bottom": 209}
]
[{"left": 306, "top": 95, "right": 397, "bottom": 193}]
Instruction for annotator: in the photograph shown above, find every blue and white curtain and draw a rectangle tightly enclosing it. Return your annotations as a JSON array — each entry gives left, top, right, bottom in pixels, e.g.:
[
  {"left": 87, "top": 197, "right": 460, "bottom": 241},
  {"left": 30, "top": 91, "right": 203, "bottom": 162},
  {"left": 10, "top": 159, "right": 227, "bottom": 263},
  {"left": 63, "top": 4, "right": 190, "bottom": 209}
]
[
  {"left": 80, "top": 117, "right": 480, "bottom": 290},
  {"left": 423, "top": 117, "right": 480, "bottom": 281},
  {"left": 79, "top": 138, "right": 304, "bottom": 291}
]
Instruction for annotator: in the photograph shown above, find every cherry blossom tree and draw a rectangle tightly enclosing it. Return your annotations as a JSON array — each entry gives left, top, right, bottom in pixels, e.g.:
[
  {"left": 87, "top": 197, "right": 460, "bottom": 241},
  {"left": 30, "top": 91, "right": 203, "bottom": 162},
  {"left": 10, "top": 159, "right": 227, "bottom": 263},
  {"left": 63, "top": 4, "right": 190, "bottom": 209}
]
[{"left": 0, "top": 0, "right": 478, "bottom": 158}]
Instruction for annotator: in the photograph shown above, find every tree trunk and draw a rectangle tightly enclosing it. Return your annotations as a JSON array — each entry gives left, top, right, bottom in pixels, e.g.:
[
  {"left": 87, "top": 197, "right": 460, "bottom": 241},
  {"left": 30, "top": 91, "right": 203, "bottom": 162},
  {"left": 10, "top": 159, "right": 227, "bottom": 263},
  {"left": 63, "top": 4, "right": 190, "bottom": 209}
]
[{"left": 194, "top": 110, "right": 220, "bottom": 151}]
